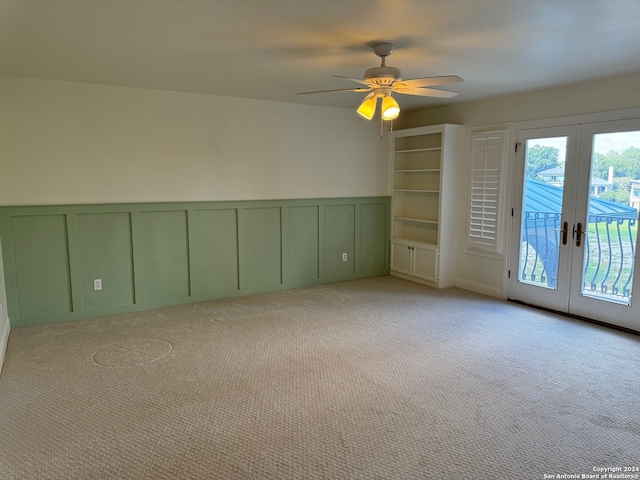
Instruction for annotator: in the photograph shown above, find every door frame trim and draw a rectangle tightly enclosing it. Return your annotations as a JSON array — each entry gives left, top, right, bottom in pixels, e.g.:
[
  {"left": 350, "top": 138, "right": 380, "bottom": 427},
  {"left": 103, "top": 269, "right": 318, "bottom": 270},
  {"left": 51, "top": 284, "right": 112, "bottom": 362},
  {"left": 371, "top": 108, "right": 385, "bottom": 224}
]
[
  {"left": 506, "top": 114, "right": 640, "bottom": 331},
  {"left": 502, "top": 107, "right": 640, "bottom": 300}
]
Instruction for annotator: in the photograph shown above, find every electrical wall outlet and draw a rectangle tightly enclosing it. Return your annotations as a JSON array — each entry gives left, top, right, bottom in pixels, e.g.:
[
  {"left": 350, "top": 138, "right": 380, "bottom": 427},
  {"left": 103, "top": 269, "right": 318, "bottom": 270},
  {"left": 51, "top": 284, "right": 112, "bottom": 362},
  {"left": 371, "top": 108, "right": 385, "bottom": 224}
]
[
  {"left": 342, "top": 253, "right": 348, "bottom": 262},
  {"left": 93, "top": 279, "right": 102, "bottom": 291}
]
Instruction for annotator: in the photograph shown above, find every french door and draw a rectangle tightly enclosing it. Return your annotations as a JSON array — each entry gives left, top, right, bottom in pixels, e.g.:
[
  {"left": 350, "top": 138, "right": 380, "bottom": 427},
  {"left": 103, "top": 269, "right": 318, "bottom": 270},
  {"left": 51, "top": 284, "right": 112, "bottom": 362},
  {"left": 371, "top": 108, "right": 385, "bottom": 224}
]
[{"left": 509, "top": 119, "right": 640, "bottom": 331}]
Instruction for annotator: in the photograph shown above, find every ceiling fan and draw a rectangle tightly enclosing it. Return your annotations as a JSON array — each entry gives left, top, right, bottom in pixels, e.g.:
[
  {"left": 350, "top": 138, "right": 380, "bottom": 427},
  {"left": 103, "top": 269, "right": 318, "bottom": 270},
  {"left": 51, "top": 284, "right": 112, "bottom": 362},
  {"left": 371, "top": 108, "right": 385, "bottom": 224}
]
[{"left": 297, "top": 42, "right": 462, "bottom": 121}]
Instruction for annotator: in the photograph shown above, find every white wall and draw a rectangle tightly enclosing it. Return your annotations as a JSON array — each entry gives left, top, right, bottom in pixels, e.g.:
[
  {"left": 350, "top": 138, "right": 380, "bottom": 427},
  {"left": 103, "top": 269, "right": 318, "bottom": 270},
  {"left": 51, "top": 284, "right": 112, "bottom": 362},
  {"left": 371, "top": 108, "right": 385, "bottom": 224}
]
[
  {"left": 399, "top": 71, "right": 640, "bottom": 298},
  {"left": 0, "top": 75, "right": 390, "bottom": 206},
  {"left": 400, "top": 71, "right": 640, "bottom": 129}
]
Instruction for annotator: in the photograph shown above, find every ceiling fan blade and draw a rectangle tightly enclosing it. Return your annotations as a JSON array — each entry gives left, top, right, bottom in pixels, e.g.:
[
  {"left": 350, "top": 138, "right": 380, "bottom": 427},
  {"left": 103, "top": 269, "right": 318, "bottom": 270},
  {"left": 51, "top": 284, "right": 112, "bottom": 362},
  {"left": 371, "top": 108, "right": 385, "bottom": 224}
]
[
  {"left": 297, "top": 87, "right": 371, "bottom": 95},
  {"left": 394, "top": 75, "right": 463, "bottom": 89},
  {"left": 393, "top": 86, "right": 459, "bottom": 98},
  {"left": 332, "top": 75, "right": 369, "bottom": 86}
]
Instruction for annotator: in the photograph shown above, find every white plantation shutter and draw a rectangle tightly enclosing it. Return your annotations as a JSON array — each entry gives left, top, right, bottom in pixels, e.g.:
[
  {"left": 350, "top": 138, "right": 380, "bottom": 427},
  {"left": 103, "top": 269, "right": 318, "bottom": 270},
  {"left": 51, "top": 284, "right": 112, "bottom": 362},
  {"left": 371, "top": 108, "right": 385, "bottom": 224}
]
[{"left": 466, "top": 130, "right": 507, "bottom": 254}]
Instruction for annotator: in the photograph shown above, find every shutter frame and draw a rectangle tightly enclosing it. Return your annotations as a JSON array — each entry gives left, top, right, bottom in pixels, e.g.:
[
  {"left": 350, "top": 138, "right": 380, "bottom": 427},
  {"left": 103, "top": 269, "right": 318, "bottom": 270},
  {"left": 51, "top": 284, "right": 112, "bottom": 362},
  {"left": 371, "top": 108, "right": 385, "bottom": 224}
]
[{"left": 465, "top": 130, "right": 507, "bottom": 255}]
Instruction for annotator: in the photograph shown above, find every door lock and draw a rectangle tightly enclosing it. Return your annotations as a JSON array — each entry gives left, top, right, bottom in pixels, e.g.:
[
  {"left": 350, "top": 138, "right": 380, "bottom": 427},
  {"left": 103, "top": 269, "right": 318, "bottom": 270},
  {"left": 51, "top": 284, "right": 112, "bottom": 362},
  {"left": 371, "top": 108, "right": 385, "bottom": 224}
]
[
  {"left": 573, "top": 222, "right": 584, "bottom": 247},
  {"left": 556, "top": 221, "right": 569, "bottom": 245}
]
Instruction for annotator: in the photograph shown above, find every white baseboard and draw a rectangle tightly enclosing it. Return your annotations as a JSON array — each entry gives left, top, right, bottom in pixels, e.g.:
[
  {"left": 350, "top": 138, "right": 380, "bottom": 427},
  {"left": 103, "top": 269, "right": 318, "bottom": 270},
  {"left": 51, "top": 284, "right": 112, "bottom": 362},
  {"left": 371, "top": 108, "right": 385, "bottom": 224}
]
[
  {"left": 390, "top": 271, "right": 438, "bottom": 288},
  {"left": 0, "top": 317, "right": 9, "bottom": 377},
  {"left": 455, "top": 278, "right": 505, "bottom": 299}
]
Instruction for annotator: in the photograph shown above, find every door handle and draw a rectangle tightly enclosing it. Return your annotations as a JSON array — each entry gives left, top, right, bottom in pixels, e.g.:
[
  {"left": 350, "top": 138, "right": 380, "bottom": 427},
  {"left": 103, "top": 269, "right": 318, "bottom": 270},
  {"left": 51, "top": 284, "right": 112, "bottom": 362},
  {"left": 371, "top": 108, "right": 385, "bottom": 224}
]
[
  {"left": 573, "top": 222, "right": 583, "bottom": 247},
  {"left": 555, "top": 221, "right": 569, "bottom": 245}
]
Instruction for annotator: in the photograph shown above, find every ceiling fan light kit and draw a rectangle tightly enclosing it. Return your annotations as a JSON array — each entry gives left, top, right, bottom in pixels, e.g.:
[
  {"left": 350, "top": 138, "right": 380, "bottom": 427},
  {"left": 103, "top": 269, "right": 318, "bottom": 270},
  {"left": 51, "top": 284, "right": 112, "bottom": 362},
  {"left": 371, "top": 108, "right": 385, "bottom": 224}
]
[
  {"left": 381, "top": 94, "right": 400, "bottom": 120},
  {"left": 356, "top": 94, "right": 377, "bottom": 120},
  {"left": 297, "top": 42, "right": 462, "bottom": 123},
  {"left": 357, "top": 88, "right": 401, "bottom": 121}
]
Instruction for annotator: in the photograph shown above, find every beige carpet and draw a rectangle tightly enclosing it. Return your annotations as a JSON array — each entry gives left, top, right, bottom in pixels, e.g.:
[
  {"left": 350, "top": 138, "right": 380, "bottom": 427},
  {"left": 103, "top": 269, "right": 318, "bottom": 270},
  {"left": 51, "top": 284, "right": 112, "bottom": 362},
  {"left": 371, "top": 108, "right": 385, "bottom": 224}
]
[{"left": 0, "top": 276, "right": 639, "bottom": 479}]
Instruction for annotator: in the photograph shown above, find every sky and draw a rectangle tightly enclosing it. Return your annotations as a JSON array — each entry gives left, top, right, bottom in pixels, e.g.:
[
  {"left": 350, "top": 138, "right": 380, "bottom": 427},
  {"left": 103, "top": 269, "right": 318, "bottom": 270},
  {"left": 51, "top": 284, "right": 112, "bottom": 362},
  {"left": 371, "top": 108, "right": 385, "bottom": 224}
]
[
  {"left": 527, "top": 130, "right": 640, "bottom": 165},
  {"left": 593, "top": 131, "right": 640, "bottom": 154}
]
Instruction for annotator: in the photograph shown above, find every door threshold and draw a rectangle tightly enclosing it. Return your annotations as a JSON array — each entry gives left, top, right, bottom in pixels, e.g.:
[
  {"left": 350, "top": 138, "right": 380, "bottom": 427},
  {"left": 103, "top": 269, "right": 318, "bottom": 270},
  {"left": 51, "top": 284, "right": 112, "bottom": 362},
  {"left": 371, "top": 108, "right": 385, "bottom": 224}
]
[{"left": 508, "top": 299, "right": 640, "bottom": 336}]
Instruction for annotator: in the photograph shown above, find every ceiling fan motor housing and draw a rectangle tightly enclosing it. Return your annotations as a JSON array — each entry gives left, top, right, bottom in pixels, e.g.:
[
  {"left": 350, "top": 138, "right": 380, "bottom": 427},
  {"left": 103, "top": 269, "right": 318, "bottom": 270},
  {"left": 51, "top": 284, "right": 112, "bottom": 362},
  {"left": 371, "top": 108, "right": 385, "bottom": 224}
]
[{"left": 363, "top": 66, "right": 402, "bottom": 86}]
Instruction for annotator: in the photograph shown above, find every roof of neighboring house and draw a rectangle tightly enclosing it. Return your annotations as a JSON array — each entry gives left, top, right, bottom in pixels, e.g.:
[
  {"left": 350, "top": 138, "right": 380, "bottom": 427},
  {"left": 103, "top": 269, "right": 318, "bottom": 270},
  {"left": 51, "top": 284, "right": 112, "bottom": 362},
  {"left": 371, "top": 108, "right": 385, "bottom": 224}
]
[
  {"left": 537, "top": 166, "right": 566, "bottom": 176},
  {"left": 524, "top": 179, "right": 638, "bottom": 219},
  {"left": 590, "top": 177, "right": 612, "bottom": 186},
  {"left": 537, "top": 167, "right": 611, "bottom": 185}
]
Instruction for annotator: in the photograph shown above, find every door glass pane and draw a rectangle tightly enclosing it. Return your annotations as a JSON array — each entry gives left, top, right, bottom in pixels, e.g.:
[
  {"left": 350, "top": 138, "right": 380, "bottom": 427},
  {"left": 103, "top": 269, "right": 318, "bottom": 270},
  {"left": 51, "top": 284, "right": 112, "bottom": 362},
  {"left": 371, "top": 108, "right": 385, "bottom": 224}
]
[
  {"left": 581, "top": 131, "right": 640, "bottom": 305},
  {"left": 518, "top": 137, "right": 568, "bottom": 289}
]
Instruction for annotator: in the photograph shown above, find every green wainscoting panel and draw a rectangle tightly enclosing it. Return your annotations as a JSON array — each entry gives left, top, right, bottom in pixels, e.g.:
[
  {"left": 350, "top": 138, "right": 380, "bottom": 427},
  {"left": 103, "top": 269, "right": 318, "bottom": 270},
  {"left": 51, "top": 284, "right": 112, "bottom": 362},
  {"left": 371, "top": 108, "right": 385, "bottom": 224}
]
[
  {"left": 286, "top": 206, "right": 319, "bottom": 284},
  {"left": 140, "top": 210, "right": 190, "bottom": 302},
  {"left": 360, "top": 202, "right": 389, "bottom": 276},
  {"left": 77, "top": 212, "right": 135, "bottom": 310},
  {"left": 242, "top": 207, "right": 282, "bottom": 289},
  {"left": 11, "top": 215, "right": 72, "bottom": 319},
  {"left": 0, "top": 197, "right": 389, "bottom": 327},
  {"left": 193, "top": 208, "right": 239, "bottom": 295},
  {"left": 324, "top": 204, "right": 356, "bottom": 279}
]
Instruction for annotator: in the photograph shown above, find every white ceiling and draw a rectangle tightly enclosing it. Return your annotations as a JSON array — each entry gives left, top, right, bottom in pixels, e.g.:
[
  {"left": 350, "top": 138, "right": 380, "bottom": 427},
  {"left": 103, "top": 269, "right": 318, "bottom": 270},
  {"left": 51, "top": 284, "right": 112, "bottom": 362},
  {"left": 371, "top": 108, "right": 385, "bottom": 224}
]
[{"left": 2, "top": 0, "right": 640, "bottom": 112}]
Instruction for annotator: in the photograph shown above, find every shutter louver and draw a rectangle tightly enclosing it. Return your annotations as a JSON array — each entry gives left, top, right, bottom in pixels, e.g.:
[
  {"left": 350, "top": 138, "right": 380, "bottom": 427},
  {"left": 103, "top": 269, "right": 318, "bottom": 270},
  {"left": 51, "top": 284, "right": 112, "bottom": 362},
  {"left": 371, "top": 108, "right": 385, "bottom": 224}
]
[{"left": 466, "top": 131, "right": 506, "bottom": 254}]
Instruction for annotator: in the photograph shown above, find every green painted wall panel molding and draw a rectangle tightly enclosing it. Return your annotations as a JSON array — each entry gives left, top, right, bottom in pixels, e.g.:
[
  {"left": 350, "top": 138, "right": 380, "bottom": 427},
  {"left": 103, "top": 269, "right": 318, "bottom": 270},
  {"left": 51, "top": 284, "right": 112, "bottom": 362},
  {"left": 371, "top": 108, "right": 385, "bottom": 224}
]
[
  {"left": 324, "top": 204, "right": 356, "bottom": 279},
  {"left": 77, "top": 212, "right": 135, "bottom": 310},
  {"left": 192, "top": 208, "right": 239, "bottom": 295},
  {"left": 285, "top": 206, "right": 320, "bottom": 285},
  {"left": 0, "top": 197, "right": 390, "bottom": 327},
  {"left": 140, "top": 210, "right": 191, "bottom": 303},
  {"left": 10, "top": 215, "right": 72, "bottom": 319},
  {"left": 359, "top": 202, "right": 390, "bottom": 276},
  {"left": 242, "top": 207, "right": 282, "bottom": 290}
]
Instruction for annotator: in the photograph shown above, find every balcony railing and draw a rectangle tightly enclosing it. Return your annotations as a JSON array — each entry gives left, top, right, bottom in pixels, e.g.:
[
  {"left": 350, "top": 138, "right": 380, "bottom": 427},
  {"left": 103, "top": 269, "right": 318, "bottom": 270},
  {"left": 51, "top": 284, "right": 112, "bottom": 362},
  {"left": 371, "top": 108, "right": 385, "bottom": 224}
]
[
  {"left": 519, "top": 212, "right": 637, "bottom": 304},
  {"left": 584, "top": 216, "right": 636, "bottom": 301}
]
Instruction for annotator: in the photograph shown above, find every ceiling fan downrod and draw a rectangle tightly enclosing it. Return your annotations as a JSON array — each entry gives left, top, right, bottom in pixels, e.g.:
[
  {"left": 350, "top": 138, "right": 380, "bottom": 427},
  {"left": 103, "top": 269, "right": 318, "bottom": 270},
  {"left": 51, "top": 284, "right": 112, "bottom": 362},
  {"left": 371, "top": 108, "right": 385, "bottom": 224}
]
[{"left": 364, "top": 43, "right": 401, "bottom": 85}]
